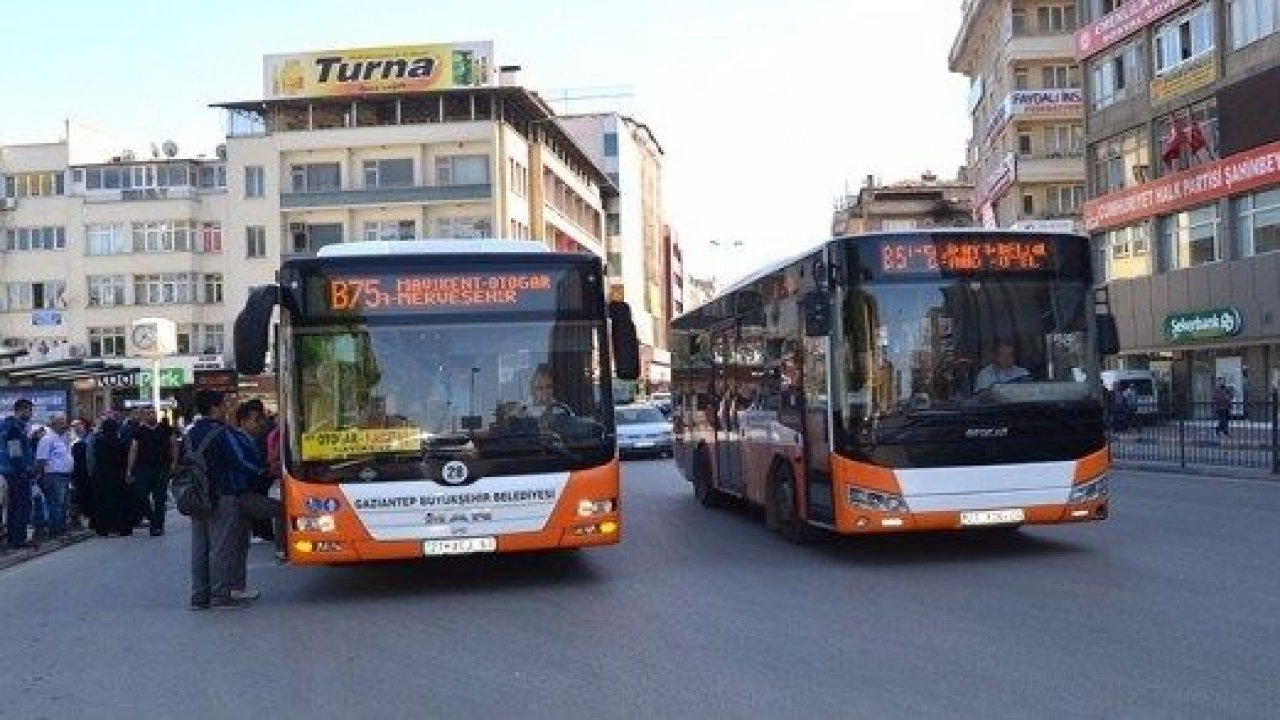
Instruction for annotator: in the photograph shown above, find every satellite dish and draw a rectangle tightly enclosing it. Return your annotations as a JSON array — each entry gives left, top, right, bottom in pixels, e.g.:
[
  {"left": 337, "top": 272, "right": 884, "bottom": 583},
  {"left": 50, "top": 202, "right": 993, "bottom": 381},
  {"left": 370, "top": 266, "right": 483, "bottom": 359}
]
[
  {"left": 215, "top": 143, "right": 228, "bottom": 160},
  {"left": 121, "top": 149, "right": 136, "bottom": 161},
  {"left": 162, "top": 140, "right": 179, "bottom": 158}
]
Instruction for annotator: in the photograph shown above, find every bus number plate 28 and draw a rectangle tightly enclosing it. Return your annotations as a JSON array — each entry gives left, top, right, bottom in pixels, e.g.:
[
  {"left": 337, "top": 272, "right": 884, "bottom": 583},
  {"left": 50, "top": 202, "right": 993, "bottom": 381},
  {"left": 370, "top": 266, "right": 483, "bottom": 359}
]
[
  {"left": 423, "top": 537, "right": 498, "bottom": 556},
  {"left": 960, "top": 509, "right": 1026, "bottom": 526}
]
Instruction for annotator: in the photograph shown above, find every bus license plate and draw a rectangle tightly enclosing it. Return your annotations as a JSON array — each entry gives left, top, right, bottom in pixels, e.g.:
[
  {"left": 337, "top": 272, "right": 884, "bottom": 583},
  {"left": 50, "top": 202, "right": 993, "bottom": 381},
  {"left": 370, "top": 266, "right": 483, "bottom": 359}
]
[
  {"left": 960, "top": 509, "right": 1025, "bottom": 526},
  {"left": 423, "top": 537, "right": 498, "bottom": 556}
]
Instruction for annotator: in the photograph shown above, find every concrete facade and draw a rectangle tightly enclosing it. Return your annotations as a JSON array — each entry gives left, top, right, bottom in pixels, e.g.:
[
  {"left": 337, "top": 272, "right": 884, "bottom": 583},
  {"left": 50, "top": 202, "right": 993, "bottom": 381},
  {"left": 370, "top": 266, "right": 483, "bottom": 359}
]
[{"left": 832, "top": 172, "right": 975, "bottom": 235}]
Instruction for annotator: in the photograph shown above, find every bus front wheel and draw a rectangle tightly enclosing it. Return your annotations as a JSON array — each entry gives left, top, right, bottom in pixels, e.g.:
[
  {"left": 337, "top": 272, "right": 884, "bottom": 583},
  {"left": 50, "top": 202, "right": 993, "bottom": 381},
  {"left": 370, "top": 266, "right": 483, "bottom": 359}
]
[{"left": 769, "top": 462, "right": 817, "bottom": 544}]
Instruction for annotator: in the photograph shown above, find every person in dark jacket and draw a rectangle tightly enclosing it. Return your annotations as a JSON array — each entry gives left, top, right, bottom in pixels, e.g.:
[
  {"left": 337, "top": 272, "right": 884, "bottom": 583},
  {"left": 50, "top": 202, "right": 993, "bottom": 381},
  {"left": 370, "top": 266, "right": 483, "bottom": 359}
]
[
  {"left": 71, "top": 424, "right": 93, "bottom": 527},
  {"left": 187, "top": 390, "right": 262, "bottom": 611},
  {"left": 89, "top": 418, "right": 133, "bottom": 536}
]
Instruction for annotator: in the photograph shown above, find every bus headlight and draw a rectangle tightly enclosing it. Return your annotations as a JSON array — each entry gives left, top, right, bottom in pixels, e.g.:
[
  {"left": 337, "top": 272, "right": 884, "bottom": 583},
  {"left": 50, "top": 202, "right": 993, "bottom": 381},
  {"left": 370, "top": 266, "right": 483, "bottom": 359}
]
[
  {"left": 577, "top": 499, "right": 616, "bottom": 517},
  {"left": 847, "top": 486, "right": 910, "bottom": 513},
  {"left": 293, "top": 515, "right": 337, "bottom": 532},
  {"left": 1069, "top": 475, "right": 1110, "bottom": 504}
]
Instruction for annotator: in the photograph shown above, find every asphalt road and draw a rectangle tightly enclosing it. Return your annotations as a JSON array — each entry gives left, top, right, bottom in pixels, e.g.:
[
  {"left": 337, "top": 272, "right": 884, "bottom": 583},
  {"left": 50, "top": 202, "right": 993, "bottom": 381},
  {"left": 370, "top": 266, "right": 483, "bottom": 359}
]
[{"left": 2, "top": 462, "right": 1278, "bottom": 719}]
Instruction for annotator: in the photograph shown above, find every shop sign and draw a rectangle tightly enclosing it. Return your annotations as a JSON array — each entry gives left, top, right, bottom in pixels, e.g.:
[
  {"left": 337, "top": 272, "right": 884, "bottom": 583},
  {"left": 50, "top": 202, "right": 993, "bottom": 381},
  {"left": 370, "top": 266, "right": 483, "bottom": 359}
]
[
  {"left": 1009, "top": 89, "right": 1083, "bottom": 116},
  {"left": 1164, "top": 307, "right": 1242, "bottom": 343},
  {"left": 1084, "top": 138, "right": 1280, "bottom": 232},
  {"left": 1076, "top": 0, "right": 1194, "bottom": 60},
  {"left": 1150, "top": 55, "right": 1217, "bottom": 104},
  {"left": 139, "top": 367, "right": 186, "bottom": 391},
  {"left": 979, "top": 152, "right": 1017, "bottom": 206},
  {"left": 0, "top": 388, "right": 69, "bottom": 425},
  {"left": 194, "top": 369, "right": 239, "bottom": 394}
]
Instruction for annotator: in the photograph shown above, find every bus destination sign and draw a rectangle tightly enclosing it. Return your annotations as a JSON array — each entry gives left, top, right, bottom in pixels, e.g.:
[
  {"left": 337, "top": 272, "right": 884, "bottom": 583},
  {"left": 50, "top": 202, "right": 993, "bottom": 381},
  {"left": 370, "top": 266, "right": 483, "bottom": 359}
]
[
  {"left": 319, "top": 272, "right": 560, "bottom": 314},
  {"left": 877, "top": 238, "right": 1056, "bottom": 275}
]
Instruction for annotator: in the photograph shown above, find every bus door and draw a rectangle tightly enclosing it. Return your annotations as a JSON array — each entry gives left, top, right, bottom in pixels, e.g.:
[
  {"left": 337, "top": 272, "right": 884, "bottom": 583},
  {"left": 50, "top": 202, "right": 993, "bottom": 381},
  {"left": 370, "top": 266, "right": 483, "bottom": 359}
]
[
  {"left": 800, "top": 324, "right": 836, "bottom": 523},
  {"left": 712, "top": 324, "right": 745, "bottom": 494}
]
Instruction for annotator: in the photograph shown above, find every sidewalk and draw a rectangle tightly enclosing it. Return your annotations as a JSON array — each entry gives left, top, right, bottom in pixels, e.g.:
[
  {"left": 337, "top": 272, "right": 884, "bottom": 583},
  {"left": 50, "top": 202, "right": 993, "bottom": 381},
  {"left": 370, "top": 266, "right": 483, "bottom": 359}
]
[{"left": 0, "top": 528, "right": 96, "bottom": 572}]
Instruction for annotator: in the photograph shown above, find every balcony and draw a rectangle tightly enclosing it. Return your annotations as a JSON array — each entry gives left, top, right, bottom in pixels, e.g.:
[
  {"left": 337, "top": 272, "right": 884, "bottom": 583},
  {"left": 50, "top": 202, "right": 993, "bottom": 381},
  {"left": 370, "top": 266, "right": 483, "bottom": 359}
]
[
  {"left": 1006, "top": 32, "right": 1076, "bottom": 63},
  {"left": 83, "top": 186, "right": 199, "bottom": 204},
  {"left": 1016, "top": 155, "right": 1085, "bottom": 183},
  {"left": 280, "top": 184, "right": 492, "bottom": 209}
]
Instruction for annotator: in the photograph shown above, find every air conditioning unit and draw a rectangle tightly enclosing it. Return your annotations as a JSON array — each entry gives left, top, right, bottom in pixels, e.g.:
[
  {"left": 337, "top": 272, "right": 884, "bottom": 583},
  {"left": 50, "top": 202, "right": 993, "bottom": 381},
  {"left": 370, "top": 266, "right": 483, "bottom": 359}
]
[{"left": 0, "top": 197, "right": 16, "bottom": 211}]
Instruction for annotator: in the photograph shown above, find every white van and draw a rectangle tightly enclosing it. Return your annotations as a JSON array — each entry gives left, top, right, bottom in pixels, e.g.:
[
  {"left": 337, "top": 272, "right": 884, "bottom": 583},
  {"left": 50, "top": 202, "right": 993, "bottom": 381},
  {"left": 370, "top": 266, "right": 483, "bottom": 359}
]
[{"left": 1101, "top": 369, "right": 1160, "bottom": 416}]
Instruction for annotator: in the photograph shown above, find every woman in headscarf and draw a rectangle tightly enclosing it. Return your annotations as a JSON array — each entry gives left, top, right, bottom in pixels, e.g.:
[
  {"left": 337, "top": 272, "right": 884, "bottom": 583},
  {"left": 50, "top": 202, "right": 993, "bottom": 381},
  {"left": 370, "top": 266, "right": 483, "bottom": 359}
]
[
  {"left": 70, "top": 419, "right": 94, "bottom": 529},
  {"left": 89, "top": 417, "right": 133, "bottom": 536}
]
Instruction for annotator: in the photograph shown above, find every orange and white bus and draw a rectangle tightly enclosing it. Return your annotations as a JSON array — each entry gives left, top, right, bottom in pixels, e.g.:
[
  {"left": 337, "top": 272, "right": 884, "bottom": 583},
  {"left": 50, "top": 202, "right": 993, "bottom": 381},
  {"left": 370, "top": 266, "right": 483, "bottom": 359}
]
[
  {"left": 233, "top": 240, "right": 639, "bottom": 563},
  {"left": 671, "top": 231, "right": 1116, "bottom": 541}
]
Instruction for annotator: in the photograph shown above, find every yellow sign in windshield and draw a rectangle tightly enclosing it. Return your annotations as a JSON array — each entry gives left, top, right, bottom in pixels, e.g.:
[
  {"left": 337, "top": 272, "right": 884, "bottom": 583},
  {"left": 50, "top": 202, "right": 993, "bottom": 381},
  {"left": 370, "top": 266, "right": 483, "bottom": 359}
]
[{"left": 301, "top": 428, "right": 421, "bottom": 461}]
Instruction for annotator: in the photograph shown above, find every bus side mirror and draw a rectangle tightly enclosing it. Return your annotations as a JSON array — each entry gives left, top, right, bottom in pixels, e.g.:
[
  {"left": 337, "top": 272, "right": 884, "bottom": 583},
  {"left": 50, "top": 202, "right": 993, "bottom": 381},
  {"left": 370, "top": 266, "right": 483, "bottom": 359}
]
[
  {"left": 610, "top": 301, "right": 641, "bottom": 381},
  {"left": 234, "top": 285, "right": 280, "bottom": 376},
  {"left": 803, "top": 292, "right": 831, "bottom": 337},
  {"left": 1096, "top": 314, "right": 1120, "bottom": 356}
]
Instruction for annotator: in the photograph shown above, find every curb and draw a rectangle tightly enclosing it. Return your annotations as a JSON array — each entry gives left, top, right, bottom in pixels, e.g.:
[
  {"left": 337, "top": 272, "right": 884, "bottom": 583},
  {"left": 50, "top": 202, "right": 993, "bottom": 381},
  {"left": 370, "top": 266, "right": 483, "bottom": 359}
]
[
  {"left": 0, "top": 529, "right": 96, "bottom": 572},
  {"left": 1113, "top": 461, "right": 1280, "bottom": 482}
]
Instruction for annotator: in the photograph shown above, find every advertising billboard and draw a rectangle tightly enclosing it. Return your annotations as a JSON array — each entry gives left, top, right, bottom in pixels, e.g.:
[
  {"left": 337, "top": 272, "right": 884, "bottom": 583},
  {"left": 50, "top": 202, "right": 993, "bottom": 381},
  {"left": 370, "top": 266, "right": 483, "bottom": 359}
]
[{"left": 264, "top": 41, "right": 495, "bottom": 100}]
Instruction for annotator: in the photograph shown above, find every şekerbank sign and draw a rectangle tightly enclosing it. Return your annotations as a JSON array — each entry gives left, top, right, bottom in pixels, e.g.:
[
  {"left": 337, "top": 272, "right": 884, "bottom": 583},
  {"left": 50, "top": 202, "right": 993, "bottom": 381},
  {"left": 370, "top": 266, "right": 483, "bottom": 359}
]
[{"left": 1165, "top": 308, "right": 1242, "bottom": 343}]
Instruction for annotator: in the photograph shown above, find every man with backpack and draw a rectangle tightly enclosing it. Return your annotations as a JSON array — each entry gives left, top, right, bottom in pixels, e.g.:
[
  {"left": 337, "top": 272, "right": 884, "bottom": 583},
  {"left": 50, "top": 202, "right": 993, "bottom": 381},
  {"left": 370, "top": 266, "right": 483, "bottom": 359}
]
[{"left": 184, "top": 390, "right": 262, "bottom": 611}]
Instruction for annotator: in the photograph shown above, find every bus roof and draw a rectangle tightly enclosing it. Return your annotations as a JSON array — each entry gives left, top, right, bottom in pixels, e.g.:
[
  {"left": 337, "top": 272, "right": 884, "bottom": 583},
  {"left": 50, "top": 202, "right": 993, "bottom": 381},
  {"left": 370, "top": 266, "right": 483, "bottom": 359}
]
[{"left": 316, "top": 239, "right": 550, "bottom": 258}]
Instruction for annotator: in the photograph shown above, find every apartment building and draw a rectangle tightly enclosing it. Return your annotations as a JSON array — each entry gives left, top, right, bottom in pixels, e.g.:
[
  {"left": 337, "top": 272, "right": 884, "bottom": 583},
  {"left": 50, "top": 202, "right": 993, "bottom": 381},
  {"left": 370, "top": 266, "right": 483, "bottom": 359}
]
[
  {"left": 0, "top": 135, "right": 260, "bottom": 417},
  {"left": 832, "top": 172, "right": 975, "bottom": 235},
  {"left": 951, "top": 0, "right": 1088, "bottom": 231},
  {"left": 1080, "top": 0, "right": 1280, "bottom": 407},
  {"left": 558, "top": 113, "right": 672, "bottom": 387}
]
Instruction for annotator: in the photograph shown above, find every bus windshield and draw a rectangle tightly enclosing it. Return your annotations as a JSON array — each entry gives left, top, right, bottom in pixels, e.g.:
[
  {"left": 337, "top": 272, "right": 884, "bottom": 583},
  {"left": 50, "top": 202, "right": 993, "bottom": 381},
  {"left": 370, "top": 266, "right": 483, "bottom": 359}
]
[
  {"left": 840, "top": 277, "right": 1100, "bottom": 418},
  {"left": 287, "top": 319, "right": 613, "bottom": 481}
]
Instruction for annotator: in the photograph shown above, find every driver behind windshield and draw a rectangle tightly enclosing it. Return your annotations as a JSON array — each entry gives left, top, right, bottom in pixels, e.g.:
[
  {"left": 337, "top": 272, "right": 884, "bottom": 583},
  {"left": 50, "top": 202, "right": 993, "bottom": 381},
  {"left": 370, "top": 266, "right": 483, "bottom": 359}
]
[
  {"left": 973, "top": 342, "right": 1031, "bottom": 392},
  {"left": 497, "top": 364, "right": 567, "bottom": 427}
]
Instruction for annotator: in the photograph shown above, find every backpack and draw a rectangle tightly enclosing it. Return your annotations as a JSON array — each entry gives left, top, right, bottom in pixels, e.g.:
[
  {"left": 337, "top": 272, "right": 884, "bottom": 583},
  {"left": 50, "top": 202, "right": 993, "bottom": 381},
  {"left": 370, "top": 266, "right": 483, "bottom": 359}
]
[{"left": 171, "top": 427, "right": 225, "bottom": 519}]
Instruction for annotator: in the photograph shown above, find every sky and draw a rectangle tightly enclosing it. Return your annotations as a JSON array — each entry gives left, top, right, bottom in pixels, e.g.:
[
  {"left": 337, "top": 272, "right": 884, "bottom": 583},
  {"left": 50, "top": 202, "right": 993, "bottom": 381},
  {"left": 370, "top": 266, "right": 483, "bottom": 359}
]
[{"left": 2, "top": 0, "right": 970, "bottom": 285}]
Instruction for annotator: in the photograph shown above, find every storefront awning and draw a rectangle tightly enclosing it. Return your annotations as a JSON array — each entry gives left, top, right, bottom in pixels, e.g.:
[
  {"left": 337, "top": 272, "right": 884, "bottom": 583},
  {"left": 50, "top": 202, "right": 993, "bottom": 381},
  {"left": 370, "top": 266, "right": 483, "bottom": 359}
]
[{"left": 0, "top": 359, "right": 139, "bottom": 385}]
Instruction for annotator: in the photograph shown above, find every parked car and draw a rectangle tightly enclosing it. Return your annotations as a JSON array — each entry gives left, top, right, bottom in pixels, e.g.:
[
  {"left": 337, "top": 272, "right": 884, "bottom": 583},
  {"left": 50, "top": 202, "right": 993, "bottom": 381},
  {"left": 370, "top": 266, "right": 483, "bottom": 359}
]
[
  {"left": 615, "top": 403, "right": 673, "bottom": 459},
  {"left": 1101, "top": 369, "right": 1160, "bottom": 418}
]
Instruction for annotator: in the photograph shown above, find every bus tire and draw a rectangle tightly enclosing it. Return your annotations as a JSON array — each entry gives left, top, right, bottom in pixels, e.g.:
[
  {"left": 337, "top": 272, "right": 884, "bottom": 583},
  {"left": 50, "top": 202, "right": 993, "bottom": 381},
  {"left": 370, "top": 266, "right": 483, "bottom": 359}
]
[
  {"left": 769, "top": 462, "right": 817, "bottom": 544},
  {"left": 693, "top": 446, "right": 726, "bottom": 509}
]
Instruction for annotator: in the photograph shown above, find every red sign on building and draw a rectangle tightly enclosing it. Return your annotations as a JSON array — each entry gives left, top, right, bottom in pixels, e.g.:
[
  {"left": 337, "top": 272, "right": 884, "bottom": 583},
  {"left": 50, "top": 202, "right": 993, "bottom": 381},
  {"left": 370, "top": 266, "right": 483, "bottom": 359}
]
[
  {"left": 1083, "top": 139, "right": 1280, "bottom": 232},
  {"left": 1076, "top": 0, "right": 1194, "bottom": 60}
]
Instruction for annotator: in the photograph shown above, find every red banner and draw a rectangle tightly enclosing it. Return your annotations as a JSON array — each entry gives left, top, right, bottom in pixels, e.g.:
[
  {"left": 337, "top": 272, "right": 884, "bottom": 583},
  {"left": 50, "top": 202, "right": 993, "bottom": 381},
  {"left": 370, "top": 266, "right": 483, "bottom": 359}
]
[
  {"left": 1076, "top": 0, "right": 1193, "bottom": 60},
  {"left": 1083, "top": 140, "right": 1280, "bottom": 232}
]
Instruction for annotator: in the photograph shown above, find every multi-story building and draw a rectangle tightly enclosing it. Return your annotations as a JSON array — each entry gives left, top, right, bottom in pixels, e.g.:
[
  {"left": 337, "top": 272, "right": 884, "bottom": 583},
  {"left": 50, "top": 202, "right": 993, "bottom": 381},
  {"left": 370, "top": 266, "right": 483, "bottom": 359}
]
[
  {"left": 1079, "top": 0, "right": 1280, "bottom": 406},
  {"left": 684, "top": 275, "right": 718, "bottom": 312},
  {"left": 0, "top": 134, "right": 256, "bottom": 417},
  {"left": 558, "top": 113, "right": 671, "bottom": 388},
  {"left": 664, "top": 224, "right": 685, "bottom": 321},
  {"left": 216, "top": 43, "right": 613, "bottom": 266},
  {"left": 832, "top": 171, "right": 975, "bottom": 235},
  {"left": 951, "top": 0, "right": 1088, "bottom": 232}
]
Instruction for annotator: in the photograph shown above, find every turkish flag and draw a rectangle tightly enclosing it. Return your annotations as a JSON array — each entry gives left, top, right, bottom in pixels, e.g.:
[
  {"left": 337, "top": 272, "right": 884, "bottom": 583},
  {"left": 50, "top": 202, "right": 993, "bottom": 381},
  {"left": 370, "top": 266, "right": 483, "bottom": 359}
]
[
  {"left": 1184, "top": 121, "right": 1209, "bottom": 154},
  {"left": 1161, "top": 119, "right": 1184, "bottom": 165}
]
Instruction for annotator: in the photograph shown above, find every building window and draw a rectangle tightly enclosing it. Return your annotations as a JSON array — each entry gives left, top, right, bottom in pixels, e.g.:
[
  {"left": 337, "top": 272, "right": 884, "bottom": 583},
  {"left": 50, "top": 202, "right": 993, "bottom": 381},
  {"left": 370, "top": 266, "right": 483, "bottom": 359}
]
[
  {"left": 85, "top": 224, "right": 129, "bottom": 256},
  {"left": 1041, "top": 64, "right": 1079, "bottom": 89},
  {"left": 197, "top": 223, "right": 222, "bottom": 254},
  {"left": 1229, "top": 0, "right": 1280, "bottom": 48},
  {"left": 1090, "top": 127, "right": 1150, "bottom": 194},
  {"left": 201, "top": 325, "right": 225, "bottom": 355},
  {"left": 3, "top": 227, "right": 66, "bottom": 252},
  {"left": 1237, "top": 187, "right": 1280, "bottom": 257},
  {"left": 289, "top": 162, "right": 341, "bottom": 193},
  {"left": 0, "top": 281, "right": 65, "bottom": 312},
  {"left": 1101, "top": 224, "right": 1154, "bottom": 281},
  {"left": 1164, "top": 204, "right": 1221, "bottom": 268},
  {"left": 4, "top": 172, "right": 64, "bottom": 198},
  {"left": 603, "top": 132, "right": 619, "bottom": 157},
  {"left": 198, "top": 164, "right": 227, "bottom": 189},
  {"left": 1014, "top": 67, "right": 1030, "bottom": 90},
  {"left": 362, "top": 220, "right": 417, "bottom": 242},
  {"left": 434, "top": 155, "right": 489, "bottom": 186},
  {"left": 246, "top": 225, "right": 267, "bottom": 258},
  {"left": 1046, "top": 184, "right": 1086, "bottom": 215},
  {"left": 1154, "top": 4, "right": 1215, "bottom": 75},
  {"left": 290, "top": 223, "right": 343, "bottom": 254},
  {"left": 508, "top": 159, "right": 529, "bottom": 197},
  {"left": 1012, "top": 7, "right": 1028, "bottom": 34},
  {"left": 131, "top": 220, "right": 193, "bottom": 253},
  {"left": 433, "top": 216, "right": 493, "bottom": 239},
  {"left": 202, "top": 274, "right": 224, "bottom": 304},
  {"left": 1155, "top": 98, "right": 1219, "bottom": 174},
  {"left": 88, "top": 327, "right": 127, "bottom": 358},
  {"left": 1037, "top": 4, "right": 1078, "bottom": 32},
  {"left": 1022, "top": 193, "right": 1036, "bottom": 216},
  {"left": 362, "top": 158, "right": 414, "bottom": 188},
  {"left": 86, "top": 275, "right": 127, "bottom": 308},
  {"left": 245, "top": 165, "right": 265, "bottom": 198},
  {"left": 1090, "top": 38, "right": 1145, "bottom": 110},
  {"left": 1018, "top": 133, "right": 1034, "bottom": 156},
  {"left": 1044, "top": 124, "right": 1084, "bottom": 156},
  {"left": 133, "top": 273, "right": 196, "bottom": 305}
]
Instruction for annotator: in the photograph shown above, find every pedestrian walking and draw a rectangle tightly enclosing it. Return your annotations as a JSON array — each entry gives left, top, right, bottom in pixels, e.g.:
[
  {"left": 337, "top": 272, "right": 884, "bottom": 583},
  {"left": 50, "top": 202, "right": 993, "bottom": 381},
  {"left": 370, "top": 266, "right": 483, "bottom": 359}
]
[
  {"left": 188, "top": 390, "right": 262, "bottom": 611},
  {"left": 126, "top": 407, "right": 176, "bottom": 537},
  {"left": 35, "top": 415, "right": 75, "bottom": 539},
  {"left": 2, "top": 399, "right": 38, "bottom": 550},
  {"left": 1213, "top": 380, "right": 1233, "bottom": 437}
]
